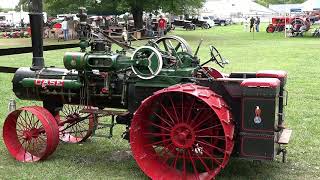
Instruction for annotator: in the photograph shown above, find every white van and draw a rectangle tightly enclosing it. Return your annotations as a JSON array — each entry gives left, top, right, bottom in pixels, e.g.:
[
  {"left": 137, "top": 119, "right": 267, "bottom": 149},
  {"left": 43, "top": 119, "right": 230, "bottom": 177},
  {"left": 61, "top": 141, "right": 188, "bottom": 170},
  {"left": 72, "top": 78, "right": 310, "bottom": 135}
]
[{"left": 198, "top": 16, "right": 215, "bottom": 28}]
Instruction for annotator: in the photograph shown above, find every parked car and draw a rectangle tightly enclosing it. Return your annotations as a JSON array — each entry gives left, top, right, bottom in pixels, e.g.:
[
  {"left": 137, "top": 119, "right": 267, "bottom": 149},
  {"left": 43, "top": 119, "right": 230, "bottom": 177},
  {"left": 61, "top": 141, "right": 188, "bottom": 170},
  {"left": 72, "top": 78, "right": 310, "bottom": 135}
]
[
  {"left": 186, "top": 18, "right": 211, "bottom": 29},
  {"left": 209, "top": 16, "right": 230, "bottom": 26},
  {"left": 172, "top": 19, "right": 196, "bottom": 30},
  {"left": 201, "top": 16, "right": 215, "bottom": 28}
]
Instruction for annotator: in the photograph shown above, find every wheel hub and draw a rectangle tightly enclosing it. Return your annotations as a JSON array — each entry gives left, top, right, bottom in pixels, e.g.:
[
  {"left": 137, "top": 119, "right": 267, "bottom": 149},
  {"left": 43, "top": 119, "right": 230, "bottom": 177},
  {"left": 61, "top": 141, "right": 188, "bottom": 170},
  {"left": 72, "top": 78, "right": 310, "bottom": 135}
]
[
  {"left": 23, "top": 128, "right": 39, "bottom": 140},
  {"left": 170, "top": 123, "right": 195, "bottom": 149}
]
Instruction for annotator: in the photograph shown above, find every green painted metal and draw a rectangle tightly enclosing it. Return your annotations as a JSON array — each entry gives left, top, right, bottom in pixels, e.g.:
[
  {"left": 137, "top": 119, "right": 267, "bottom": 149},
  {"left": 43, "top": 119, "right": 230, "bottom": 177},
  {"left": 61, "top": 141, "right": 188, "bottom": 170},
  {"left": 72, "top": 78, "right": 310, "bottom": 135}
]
[{"left": 63, "top": 52, "right": 86, "bottom": 70}]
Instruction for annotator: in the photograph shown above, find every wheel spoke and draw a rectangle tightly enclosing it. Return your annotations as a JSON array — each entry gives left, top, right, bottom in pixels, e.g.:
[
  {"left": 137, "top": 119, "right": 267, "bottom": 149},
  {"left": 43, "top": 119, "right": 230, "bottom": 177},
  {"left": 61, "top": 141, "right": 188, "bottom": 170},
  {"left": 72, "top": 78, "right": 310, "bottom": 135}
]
[
  {"left": 163, "top": 40, "right": 169, "bottom": 51},
  {"left": 186, "top": 96, "right": 196, "bottom": 124},
  {"left": 188, "top": 149, "right": 200, "bottom": 180},
  {"left": 195, "top": 124, "right": 222, "bottom": 133},
  {"left": 144, "top": 138, "right": 171, "bottom": 147},
  {"left": 201, "top": 147, "right": 222, "bottom": 166},
  {"left": 194, "top": 150, "right": 211, "bottom": 173},
  {"left": 148, "top": 121, "right": 171, "bottom": 132},
  {"left": 153, "top": 111, "right": 173, "bottom": 127},
  {"left": 175, "top": 42, "right": 181, "bottom": 52},
  {"left": 181, "top": 93, "right": 184, "bottom": 123},
  {"left": 196, "top": 135, "right": 225, "bottom": 141},
  {"left": 143, "top": 132, "right": 170, "bottom": 137},
  {"left": 159, "top": 102, "right": 176, "bottom": 125},
  {"left": 190, "top": 105, "right": 210, "bottom": 127},
  {"left": 167, "top": 95, "right": 179, "bottom": 123},
  {"left": 196, "top": 140, "right": 225, "bottom": 154},
  {"left": 192, "top": 113, "right": 216, "bottom": 130}
]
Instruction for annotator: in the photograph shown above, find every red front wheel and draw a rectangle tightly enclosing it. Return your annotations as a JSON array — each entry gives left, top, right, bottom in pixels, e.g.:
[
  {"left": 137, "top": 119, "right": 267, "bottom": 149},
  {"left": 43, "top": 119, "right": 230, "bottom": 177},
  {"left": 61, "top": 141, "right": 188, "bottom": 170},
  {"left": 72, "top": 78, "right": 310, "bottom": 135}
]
[{"left": 3, "top": 106, "right": 59, "bottom": 162}]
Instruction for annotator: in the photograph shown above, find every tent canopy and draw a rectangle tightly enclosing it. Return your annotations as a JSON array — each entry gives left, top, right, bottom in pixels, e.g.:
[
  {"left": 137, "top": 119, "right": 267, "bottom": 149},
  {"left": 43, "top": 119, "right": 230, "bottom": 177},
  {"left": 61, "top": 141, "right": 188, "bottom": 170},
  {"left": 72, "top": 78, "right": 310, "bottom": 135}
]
[
  {"left": 201, "top": 0, "right": 276, "bottom": 17},
  {"left": 302, "top": 0, "right": 320, "bottom": 11}
]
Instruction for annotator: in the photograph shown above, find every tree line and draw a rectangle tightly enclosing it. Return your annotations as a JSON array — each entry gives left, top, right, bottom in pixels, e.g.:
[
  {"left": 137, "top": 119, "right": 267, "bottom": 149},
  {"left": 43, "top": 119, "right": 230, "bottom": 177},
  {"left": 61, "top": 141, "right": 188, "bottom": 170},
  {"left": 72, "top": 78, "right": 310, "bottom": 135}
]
[
  {"left": 256, "top": 0, "right": 306, "bottom": 7},
  {"left": 15, "top": 0, "right": 204, "bottom": 29},
  {"left": 14, "top": 0, "right": 308, "bottom": 28}
]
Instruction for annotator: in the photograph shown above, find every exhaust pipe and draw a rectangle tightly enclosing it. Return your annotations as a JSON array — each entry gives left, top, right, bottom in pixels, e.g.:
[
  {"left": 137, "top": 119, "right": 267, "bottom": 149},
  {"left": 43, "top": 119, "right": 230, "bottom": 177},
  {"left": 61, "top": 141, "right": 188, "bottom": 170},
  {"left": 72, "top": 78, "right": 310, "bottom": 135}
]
[{"left": 29, "top": 0, "right": 44, "bottom": 70}]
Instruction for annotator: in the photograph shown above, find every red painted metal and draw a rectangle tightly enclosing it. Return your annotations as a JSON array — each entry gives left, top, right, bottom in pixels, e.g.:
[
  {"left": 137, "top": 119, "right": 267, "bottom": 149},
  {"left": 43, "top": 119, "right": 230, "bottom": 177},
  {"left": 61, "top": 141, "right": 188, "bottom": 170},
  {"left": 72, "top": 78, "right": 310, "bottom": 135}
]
[
  {"left": 256, "top": 70, "right": 287, "bottom": 79},
  {"left": 266, "top": 25, "right": 275, "bottom": 33},
  {"left": 202, "top": 67, "right": 226, "bottom": 79},
  {"left": 33, "top": 106, "right": 60, "bottom": 156},
  {"left": 55, "top": 105, "right": 95, "bottom": 143},
  {"left": 241, "top": 78, "right": 280, "bottom": 88},
  {"left": 130, "top": 83, "right": 234, "bottom": 180},
  {"left": 3, "top": 106, "right": 59, "bottom": 162}
]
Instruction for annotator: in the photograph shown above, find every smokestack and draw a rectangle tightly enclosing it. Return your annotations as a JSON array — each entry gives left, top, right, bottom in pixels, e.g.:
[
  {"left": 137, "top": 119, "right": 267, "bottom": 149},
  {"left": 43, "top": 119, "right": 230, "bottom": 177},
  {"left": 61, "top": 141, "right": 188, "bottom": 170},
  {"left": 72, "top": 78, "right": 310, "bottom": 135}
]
[{"left": 29, "top": 0, "right": 44, "bottom": 70}]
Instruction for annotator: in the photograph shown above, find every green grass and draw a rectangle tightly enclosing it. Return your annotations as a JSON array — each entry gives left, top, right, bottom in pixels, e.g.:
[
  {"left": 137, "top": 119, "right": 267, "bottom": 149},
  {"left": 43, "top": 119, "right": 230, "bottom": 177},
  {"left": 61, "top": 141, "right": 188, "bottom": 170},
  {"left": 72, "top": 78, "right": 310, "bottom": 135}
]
[{"left": 0, "top": 24, "right": 320, "bottom": 179}]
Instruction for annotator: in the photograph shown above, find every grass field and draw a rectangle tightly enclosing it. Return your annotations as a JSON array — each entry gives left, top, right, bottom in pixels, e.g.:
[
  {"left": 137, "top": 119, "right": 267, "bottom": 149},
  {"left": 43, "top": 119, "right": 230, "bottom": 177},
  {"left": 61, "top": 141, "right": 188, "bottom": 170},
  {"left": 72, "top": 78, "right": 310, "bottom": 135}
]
[{"left": 0, "top": 24, "right": 320, "bottom": 180}]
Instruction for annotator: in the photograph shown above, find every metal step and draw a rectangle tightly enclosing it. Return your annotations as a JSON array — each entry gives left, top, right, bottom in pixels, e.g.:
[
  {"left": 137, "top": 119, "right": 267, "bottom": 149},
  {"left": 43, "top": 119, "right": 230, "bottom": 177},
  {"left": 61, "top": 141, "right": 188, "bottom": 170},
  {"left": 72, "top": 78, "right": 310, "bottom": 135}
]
[{"left": 278, "top": 129, "right": 292, "bottom": 144}]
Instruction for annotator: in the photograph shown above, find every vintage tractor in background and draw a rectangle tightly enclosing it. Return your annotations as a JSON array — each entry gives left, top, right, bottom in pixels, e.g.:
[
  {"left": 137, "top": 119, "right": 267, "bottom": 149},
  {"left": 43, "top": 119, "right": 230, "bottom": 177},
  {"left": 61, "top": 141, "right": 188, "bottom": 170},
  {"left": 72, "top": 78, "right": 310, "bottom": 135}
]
[
  {"left": 266, "top": 17, "right": 311, "bottom": 33},
  {"left": 1, "top": 1, "right": 292, "bottom": 179}
]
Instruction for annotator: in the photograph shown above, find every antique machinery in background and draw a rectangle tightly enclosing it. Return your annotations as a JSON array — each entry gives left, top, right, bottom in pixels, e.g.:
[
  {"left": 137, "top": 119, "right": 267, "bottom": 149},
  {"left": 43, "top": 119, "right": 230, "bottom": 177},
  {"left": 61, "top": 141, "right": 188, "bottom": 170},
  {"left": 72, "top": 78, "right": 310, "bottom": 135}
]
[{"left": 1, "top": 0, "right": 292, "bottom": 179}]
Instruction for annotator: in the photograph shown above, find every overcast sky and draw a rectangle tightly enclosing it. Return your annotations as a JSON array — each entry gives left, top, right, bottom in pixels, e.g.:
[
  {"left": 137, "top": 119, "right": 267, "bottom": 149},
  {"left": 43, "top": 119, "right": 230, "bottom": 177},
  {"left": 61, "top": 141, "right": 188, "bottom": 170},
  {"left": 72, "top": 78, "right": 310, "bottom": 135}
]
[{"left": 0, "top": 0, "right": 19, "bottom": 9}]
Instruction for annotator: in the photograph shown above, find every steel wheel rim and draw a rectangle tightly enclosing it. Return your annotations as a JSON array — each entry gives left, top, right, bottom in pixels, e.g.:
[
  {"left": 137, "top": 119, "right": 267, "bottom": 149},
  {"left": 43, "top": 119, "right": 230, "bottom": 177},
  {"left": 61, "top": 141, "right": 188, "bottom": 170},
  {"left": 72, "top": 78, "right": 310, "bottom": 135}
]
[
  {"left": 57, "top": 105, "right": 95, "bottom": 143},
  {"left": 33, "top": 106, "right": 60, "bottom": 157},
  {"left": 3, "top": 107, "right": 57, "bottom": 162},
  {"left": 155, "top": 35, "right": 193, "bottom": 54},
  {"left": 130, "top": 84, "right": 234, "bottom": 179}
]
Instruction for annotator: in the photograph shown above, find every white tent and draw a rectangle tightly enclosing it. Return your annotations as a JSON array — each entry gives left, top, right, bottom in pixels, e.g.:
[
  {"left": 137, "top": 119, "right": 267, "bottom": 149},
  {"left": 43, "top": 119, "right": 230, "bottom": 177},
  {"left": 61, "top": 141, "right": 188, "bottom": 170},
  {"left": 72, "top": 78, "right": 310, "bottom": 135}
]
[
  {"left": 201, "top": 0, "right": 276, "bottom": 18},
  {"left": 302, "top": 0, "right": 320, "bottom": 11},
  {"left": 269, "top": 4, "right": 303, "bottom": 14}
]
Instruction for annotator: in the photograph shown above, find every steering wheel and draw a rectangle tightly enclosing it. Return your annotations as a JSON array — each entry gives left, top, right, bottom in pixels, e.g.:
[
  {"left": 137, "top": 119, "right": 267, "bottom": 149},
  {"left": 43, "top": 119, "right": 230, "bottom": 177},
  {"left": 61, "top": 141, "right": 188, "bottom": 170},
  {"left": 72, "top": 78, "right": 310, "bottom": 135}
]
[
  {"left": 131, "top": 46, "right": 163, "bottom": 80},
  {"left": 209, "top": 45, "right": 229, "bottom": 68}
]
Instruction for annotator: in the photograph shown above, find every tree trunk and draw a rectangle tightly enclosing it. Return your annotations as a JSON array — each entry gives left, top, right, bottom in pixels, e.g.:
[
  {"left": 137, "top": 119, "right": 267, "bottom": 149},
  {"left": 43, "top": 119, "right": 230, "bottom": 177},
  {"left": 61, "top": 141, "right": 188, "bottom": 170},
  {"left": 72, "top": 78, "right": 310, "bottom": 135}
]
[{"left": 131, "top": 6, "right": 143, "bottom": 29}]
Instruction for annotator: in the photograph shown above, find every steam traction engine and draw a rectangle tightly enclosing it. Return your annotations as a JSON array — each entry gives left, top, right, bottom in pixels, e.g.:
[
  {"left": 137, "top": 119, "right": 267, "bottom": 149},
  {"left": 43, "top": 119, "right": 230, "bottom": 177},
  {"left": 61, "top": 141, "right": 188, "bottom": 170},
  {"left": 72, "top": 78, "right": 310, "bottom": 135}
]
[{"left": 2, "top": 1, "right": 292, "bottom": 179}]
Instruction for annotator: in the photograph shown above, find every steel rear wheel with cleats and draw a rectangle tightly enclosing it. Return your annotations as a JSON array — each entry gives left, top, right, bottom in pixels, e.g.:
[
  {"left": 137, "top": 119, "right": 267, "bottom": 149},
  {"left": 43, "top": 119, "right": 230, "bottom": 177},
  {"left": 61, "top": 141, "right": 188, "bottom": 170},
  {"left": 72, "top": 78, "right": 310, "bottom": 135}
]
[
  {"left": 130, "top": 84, "right": 234, "bottom": 180},
  {"left": 56, "top": 104, "right": 95, "bottom": 143},
  {"left": 3, "top": 106, "right": 59, "bottom": 162}
]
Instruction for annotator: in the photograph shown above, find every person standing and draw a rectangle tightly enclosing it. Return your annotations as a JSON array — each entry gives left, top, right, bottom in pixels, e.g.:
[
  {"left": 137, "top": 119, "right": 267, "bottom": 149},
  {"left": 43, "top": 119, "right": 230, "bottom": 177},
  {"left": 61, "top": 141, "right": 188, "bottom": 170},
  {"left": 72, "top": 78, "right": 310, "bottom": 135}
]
[
  {"left": 255, "top": 16, "right": 260, "bottom": 32},
  {"left": 243, "top": 17, "right": 248, "bottom": 32},
  {"left": 61, "top": 17, "right": 68, "bottom": 41},
  {"left": 20, "top": 18, "right": 24, "bottom": 28},
  {"left": 249, "top": 17, "right": 255, "bottom": 32},
  {"left": 146, "top": 14, "right": 153, "bottom": 37},
  {"left": 158, "top": 15, "right": 166, "bottom": 37}
]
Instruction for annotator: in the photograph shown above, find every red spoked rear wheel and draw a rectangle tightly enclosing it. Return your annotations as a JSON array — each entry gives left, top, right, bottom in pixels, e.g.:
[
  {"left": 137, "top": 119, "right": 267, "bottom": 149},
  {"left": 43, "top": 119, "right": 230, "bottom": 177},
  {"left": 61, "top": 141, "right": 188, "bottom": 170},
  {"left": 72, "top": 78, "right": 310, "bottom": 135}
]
[
  {"left": 3, "top": 106, "right": 59, "bottom": 162},
  {"left": 130, "top": 84, "right": 234, "bottom": 180},
  {"left": 56, "top": 105, "right": 95, "bottom": 143}
]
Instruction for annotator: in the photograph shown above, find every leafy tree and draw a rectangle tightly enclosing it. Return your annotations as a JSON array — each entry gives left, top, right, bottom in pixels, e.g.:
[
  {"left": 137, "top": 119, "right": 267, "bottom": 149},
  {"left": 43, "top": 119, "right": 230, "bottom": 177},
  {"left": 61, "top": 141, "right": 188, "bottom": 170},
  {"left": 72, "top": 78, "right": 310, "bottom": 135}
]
[
  {"left": 15, "top": 0, "right": 29, "bottom": 11},
  {"left": 43, "top": 0, "right": 205, "bottom": 28},
  {"left": 256, "top": 0, "right": 305, "bottom": 7}
]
